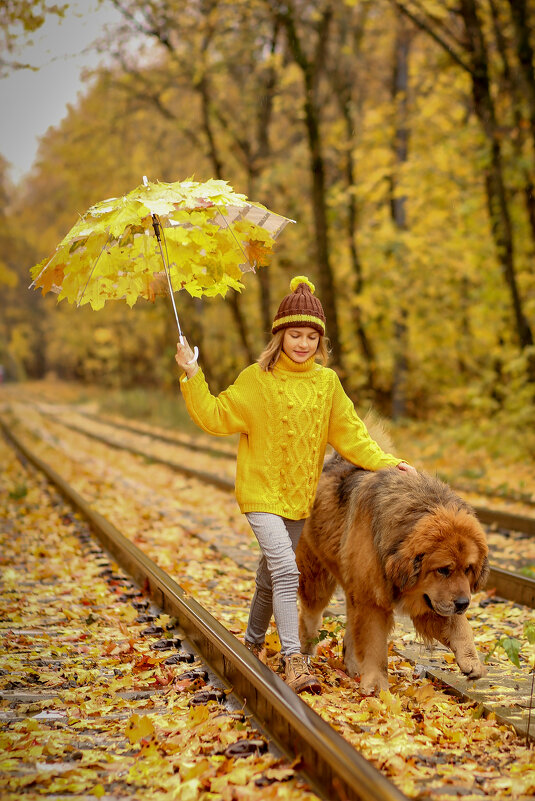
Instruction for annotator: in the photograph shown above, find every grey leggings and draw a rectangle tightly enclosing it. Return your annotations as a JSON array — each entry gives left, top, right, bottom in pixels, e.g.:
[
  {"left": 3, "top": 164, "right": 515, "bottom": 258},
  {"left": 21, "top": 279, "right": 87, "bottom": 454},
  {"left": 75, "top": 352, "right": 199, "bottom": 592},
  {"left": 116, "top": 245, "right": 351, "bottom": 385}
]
[{"left": 244, "top": 512, "right": 305, "bottom": 656}]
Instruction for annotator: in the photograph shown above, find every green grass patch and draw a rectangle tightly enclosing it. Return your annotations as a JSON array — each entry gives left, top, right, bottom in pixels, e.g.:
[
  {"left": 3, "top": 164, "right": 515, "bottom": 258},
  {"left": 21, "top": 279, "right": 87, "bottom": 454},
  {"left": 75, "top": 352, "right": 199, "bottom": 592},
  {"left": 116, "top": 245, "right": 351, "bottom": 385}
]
[
  {"left": 9, "top": 483, "right": 28, "bottom": 500},
  {"left": 96, "top": 387, "right": 200, "bottom": 436}
]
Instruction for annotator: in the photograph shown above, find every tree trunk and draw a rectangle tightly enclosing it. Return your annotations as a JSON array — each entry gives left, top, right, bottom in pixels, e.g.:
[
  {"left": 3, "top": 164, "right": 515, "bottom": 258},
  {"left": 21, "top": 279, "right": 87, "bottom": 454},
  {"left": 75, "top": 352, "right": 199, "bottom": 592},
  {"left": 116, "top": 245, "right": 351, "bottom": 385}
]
[
  {"left": 197, "top": 75, "right": 225, "bottom": 181},
  {"left": 188, "top": 297, "right": 216, "bottom": 387},
  {"left": 305, "top": 83, "right": 342, "bottom": 368},
  {"left": 257, "top": 266, "right": 272, "bottom": 340},
  {"left": 227, "top": 292, "right": 256, "bottom": 364},
  {"left": 194, "top": 69, "right": 260, "bottom": 367},
  {"left": 390, "top": 10, "right": 410, "bottom": 420},
  {"left": 489, "top": 0, "right": 535, "bottom": 247},
  {"left": 249, "top": 17, "right": 279, "bottom": 339},
  {"left": 392, "top": 0, "right": 535, "bottom": 380},
  {"left": 340, "top": 94, "right": 378, "bottom": 392},
  {"left": 460, "top": 0, "right": 534, "bottom": 364},
  {"left": 245, "top": 169, "right": 272, "bottom": 340},
  {"left": 507, "top": 0, "right": 535, "bottom": 159},
  {"left": 106, "top": 1, "right": 261, "bottom": 377},
  {"left": 273, "top": 1, "right": 344, "bottom": 370}
]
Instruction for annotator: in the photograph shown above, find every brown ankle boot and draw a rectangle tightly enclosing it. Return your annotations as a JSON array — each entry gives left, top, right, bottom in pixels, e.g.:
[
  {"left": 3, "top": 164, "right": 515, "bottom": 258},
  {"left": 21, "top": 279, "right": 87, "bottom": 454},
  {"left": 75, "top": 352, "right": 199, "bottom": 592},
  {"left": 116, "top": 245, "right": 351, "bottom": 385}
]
[
  {"left": 244, "top": 639, "right": 267, "bottom": 664},
  {"left": 283, "top": 653, "right": 321, "bottom": 694}
]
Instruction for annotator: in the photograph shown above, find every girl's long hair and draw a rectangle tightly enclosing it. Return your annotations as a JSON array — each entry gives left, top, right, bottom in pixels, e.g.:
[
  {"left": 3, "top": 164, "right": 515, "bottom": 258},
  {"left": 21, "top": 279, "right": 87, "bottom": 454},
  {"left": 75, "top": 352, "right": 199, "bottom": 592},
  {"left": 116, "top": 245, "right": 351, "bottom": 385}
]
[{"left": 257, "top": 330, "right": 329, "bottom": 372}]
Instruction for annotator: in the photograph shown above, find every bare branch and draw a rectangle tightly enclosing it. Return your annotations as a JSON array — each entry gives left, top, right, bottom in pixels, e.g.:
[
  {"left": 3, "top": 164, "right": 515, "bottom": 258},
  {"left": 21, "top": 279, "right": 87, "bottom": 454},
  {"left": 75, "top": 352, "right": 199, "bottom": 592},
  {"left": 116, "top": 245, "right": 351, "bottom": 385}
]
[
  {"left": 409, "top": 0, "right": 466, "bottom": 49},
  {"left": 388, "top": 0, "right": 474, "bottom": 76}
]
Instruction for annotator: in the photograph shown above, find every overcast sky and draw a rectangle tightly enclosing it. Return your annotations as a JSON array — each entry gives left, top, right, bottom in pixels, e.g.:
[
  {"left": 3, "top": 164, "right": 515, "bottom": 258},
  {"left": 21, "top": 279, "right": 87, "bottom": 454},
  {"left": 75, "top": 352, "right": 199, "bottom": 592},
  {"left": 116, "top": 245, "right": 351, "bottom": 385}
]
[{"left": 0, "top": 1, "right": 123, "bottom": 184}]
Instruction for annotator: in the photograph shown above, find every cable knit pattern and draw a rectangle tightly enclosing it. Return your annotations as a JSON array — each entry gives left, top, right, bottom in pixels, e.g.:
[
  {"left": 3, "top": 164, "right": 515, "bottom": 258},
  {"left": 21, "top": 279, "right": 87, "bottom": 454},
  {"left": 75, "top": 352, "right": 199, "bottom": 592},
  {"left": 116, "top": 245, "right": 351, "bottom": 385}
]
[{"left": 180, "top": 351, "right": 402, "bottom": 520}]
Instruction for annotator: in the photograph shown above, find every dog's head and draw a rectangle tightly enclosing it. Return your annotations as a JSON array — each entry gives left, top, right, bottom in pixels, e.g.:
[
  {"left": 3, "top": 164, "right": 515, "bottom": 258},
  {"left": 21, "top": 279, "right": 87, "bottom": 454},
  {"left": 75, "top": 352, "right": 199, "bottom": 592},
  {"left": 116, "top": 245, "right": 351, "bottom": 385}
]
[{"left": 385, "top": 506, "right": 489, "bottom": 617}]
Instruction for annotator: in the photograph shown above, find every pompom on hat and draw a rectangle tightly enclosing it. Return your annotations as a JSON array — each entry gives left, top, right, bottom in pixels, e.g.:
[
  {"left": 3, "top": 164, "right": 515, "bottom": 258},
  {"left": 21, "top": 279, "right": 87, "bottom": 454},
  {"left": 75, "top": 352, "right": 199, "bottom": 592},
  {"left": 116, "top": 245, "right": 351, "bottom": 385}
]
[{"left": 272, "top": 275, "right": 326, "bottom": 335}]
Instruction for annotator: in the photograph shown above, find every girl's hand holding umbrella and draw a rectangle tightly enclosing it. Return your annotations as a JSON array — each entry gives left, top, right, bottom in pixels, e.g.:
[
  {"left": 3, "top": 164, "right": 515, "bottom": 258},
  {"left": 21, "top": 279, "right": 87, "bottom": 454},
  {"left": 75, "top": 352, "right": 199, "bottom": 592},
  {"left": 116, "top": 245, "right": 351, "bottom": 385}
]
[{"left": 176, "top": 339, "right": 199, "bottom": 379}]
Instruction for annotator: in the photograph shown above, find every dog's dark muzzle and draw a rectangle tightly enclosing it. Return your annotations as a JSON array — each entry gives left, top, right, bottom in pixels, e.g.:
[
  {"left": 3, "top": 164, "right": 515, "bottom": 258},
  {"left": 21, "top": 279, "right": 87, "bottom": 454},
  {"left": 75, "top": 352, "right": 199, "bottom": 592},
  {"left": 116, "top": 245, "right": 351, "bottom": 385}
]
[
  {"left": 454, "top": 597, "right": 470, "bottom": 614},
  {"left": 424, "top": 594, "right": 470, "bottom": 615}
]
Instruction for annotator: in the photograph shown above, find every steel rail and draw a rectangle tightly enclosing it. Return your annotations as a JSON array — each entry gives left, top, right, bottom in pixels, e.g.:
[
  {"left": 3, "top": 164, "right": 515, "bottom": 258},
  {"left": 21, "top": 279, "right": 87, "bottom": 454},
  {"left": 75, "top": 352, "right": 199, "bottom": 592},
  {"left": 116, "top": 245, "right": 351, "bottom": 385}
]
[
  {"left": 472, "top": 505, "right": 535, "bottom": 537},
  {"left": 25, "top": 399, "right": 535, "bottom": 513},
  {"left": 19, "top": 396, "right": 235, "bottom": 459},
  {"left": 46, "top": 416, "right": 236, "bottom": 492},
  {"left": 69, "top": 411, "right": 535, "bottom": 513},
  {"left": 447, "top": 480, "right": 535, "bottom": 510},
  {"left": 24, "top": 404, "right": 535, "bottom": 531},
  {"left": 22, "top": 412, "right": 535, "bottom": 610},
  {"left": 1, "top": 421, "right": 408, "bottom": 801},
  {"left": 483, "top": 565, "right": 535, "bottom": 608},
  {"left": 79, "top": 410, "right": 236, "bottom": 460}
]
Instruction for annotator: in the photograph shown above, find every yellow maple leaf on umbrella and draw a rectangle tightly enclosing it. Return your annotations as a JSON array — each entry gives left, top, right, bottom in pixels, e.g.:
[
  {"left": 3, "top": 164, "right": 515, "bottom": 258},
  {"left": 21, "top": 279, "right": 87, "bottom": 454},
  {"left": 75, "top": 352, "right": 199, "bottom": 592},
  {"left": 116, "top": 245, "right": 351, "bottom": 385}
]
[
  {"left": 244, "top": 239, "right": 271, "bottom": 267},
  {"left": 33, "top": 262, "right": 65, "bottom": 295}
]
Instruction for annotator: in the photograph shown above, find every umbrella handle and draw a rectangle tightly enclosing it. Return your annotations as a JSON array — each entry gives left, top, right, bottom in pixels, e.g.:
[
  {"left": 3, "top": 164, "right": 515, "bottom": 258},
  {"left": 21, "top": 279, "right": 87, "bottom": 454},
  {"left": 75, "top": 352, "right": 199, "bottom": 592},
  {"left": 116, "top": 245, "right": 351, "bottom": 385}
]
[
  {"left": 179, "top": 336, "right": 199, "bottom": 365},
  {"left": 188, "top": 346, "right": 199, "bottom": 365}
]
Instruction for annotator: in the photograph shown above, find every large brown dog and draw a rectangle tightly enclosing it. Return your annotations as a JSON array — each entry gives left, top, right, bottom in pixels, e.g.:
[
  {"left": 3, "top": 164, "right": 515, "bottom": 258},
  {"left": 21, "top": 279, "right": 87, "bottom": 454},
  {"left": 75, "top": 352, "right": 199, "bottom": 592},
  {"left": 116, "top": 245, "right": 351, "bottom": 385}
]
[{"left": 297, "top": 455, "right": 489, "bottom": 695}]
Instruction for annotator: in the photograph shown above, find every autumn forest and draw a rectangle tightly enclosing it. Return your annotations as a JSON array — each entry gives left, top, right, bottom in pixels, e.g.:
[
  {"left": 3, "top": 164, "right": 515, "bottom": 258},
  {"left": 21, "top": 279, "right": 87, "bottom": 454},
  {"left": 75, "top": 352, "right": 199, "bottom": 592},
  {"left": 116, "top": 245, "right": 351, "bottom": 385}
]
[
  {"left": 2, "top": 0, "right": 535, "bottom": 441},
  {"left": 2, "top": 5, "right": 535, "bottom": 796}
]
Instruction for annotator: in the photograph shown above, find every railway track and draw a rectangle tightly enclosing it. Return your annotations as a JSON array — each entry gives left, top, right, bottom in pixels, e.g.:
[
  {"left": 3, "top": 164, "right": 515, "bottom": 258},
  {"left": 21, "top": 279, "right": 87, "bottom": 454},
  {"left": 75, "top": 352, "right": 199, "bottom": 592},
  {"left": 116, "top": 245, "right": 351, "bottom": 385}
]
[
  {"left": 1, "top": 420, "right": 407, "bottom": 801},
  {"left": 2, "top": 400, "right": 535, "bottom": 798},
  {"left": 14, "top": 401, "right": 535, "bottom": 609},
  {"left": 0, "top": 437, "right": 324, "bottom": 800},
  {"left": 28, "top": 399, "right": 535, "bottom": 507}
]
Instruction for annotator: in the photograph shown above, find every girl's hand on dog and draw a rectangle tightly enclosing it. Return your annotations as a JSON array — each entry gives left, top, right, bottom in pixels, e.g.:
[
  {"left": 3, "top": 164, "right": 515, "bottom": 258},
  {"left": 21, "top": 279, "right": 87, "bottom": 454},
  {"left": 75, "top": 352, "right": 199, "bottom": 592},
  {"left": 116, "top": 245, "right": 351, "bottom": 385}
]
[
  {"left": 175, "top": 339, "right": 199, "bottom": 379},
  {"left": 397, "top": 461, "right": 417, "bottom": 474}
]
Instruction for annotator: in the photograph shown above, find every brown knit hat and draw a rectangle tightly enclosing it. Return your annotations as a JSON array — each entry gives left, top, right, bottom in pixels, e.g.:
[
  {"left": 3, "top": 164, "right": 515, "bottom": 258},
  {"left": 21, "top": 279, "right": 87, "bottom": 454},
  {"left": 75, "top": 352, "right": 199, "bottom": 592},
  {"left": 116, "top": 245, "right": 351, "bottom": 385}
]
[{"left": 272, "top": 276, "right": 326, "bottom": 335}]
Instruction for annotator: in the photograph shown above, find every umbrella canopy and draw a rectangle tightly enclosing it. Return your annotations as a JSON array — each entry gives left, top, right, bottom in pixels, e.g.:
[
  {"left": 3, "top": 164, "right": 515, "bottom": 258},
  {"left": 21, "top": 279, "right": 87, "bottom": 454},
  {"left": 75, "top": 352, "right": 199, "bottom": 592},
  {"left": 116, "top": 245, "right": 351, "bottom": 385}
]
[{"left": 30, "top": 178, "right": 294, "bottom": 312}]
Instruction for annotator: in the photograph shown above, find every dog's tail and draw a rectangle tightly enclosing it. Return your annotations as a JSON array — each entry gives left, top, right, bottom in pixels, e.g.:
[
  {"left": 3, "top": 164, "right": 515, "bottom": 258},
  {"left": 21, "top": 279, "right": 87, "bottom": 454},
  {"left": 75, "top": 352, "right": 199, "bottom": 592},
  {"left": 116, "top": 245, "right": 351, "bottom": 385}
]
[
  {"left": 325, "top": 408, "right": 396, "bottom": 470},
  {"left": 362, "top": 408, "right": 396, "bottom": 454}
]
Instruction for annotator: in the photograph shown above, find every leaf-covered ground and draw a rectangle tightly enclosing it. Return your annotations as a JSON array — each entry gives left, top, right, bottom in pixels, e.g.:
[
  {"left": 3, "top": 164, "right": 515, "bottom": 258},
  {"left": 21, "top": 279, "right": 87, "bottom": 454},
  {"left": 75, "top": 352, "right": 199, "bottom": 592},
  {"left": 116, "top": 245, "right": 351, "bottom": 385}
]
[
  {"left": 12, "top": 396, "right": 535, "bottom": 577},
  {"left": 14, "top": 379, "right": 535, "bottom": 509},
  {"left": 1, "top": 387, "right": 535, "bottom": 798},
  {"left": 0, "top": 438, "right": 321, "bottom": 800},
  {"left": 1, "top": 386, "right": 535, "bottom": 798},
  {"left": 392, "top": 418, "right": 535, "bottom": 513}
]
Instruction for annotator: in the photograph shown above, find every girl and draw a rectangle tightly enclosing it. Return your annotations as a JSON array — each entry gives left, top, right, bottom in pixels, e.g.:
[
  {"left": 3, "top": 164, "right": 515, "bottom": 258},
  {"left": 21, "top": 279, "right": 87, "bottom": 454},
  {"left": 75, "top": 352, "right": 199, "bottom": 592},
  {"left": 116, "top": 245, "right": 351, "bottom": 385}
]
[{"left": 176, "top": 276, "right": 415, "bottom": 694}]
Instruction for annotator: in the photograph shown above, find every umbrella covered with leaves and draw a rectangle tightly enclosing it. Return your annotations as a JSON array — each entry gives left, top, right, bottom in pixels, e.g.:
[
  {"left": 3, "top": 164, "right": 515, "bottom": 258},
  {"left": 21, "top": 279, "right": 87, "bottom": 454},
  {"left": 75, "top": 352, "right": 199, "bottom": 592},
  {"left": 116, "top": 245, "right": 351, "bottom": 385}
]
[{"left": 30, "top": 177, "right": 293, "bottom": 356}]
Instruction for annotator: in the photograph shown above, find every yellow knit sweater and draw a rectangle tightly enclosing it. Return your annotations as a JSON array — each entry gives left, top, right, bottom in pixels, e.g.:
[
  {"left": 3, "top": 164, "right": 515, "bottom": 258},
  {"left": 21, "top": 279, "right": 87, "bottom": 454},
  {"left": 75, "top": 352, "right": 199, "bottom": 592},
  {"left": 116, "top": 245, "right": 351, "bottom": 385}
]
[{"left": 180, "top": 351, "right": 401, "bottom": 520}]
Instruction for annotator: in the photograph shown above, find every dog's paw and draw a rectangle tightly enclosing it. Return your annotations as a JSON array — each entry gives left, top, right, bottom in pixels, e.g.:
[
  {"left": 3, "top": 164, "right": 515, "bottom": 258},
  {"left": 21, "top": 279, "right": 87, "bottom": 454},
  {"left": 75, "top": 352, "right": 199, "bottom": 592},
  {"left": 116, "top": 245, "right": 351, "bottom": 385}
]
[
  {"left": 298, "top": 611, "right": 322, "bottom": 656},
  {"left": 359, "top": 671, "right": 389, "bottom": 696},
  {"left": 459, "top": 657, "right": 487, "bottom": 679},
  {"left": 300, "top": 639, "right": 317, "bottom": 656},
  {"left": 342, "top": 648, "right": 359, "bottom": 678}
]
